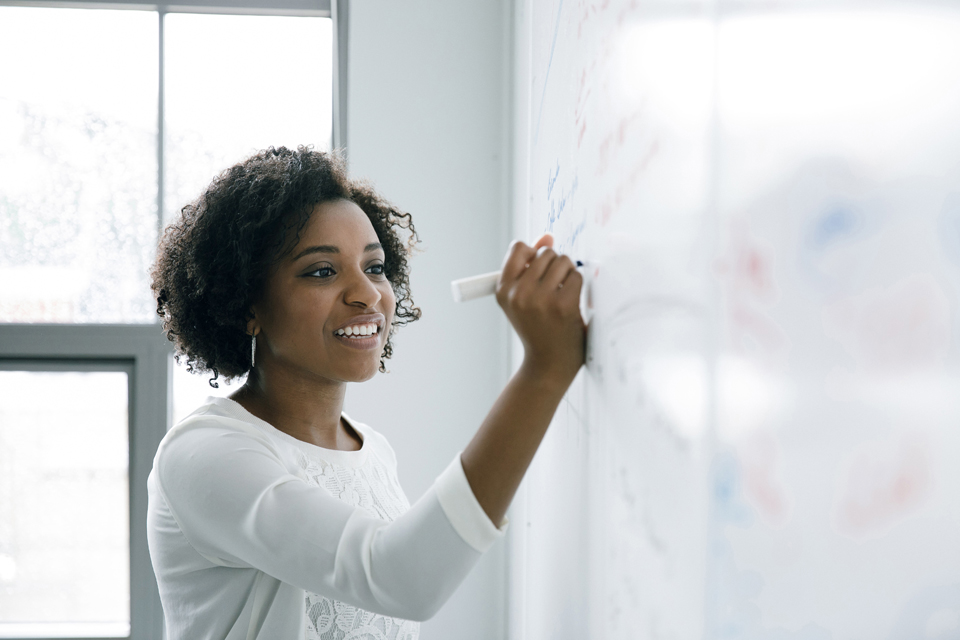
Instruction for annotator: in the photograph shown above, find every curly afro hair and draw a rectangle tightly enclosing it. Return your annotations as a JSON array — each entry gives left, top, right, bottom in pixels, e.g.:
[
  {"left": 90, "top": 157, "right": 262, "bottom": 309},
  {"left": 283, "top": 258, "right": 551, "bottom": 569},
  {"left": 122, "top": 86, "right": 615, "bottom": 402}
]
[{"left": 151, "top": 146, "right": 421, "bottom": 386}]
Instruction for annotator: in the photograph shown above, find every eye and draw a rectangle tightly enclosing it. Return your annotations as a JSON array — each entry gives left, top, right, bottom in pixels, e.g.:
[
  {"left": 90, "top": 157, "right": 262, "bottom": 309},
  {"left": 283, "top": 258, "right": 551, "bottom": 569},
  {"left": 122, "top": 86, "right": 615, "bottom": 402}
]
[
  {"left": 366, "top": 263, "right": 386, "bottom": 276},
  {"left": 306, "top": 266, "right": 336, "bottom": 279}
]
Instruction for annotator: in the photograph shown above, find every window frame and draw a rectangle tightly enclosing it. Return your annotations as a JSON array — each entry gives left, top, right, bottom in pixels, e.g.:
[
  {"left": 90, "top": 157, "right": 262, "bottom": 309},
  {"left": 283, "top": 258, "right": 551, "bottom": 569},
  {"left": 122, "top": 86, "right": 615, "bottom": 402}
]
[
  {"left": 0, "top": 1, "right": 347, "bottom": 638},
  {"left": 0, "top": 325, "right": 170, "bottom": 640}
]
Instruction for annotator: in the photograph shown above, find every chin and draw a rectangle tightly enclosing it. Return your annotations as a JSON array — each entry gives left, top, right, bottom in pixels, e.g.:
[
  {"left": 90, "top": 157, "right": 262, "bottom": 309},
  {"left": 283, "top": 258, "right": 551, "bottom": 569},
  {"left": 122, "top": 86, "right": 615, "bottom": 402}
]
[
  {"left": 342, "top": 361, "right": 382, "bottom": 383},
  {"left": 353, "top": 369, "right": 380, "bottom": 383}
]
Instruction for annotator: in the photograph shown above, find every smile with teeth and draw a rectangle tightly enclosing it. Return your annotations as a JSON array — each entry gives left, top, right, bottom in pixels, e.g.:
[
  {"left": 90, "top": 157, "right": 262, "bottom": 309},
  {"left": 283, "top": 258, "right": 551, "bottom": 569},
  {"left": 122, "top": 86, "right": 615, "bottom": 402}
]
[{"left": 335, "top": 323, "right": 380, "bottom": 338}]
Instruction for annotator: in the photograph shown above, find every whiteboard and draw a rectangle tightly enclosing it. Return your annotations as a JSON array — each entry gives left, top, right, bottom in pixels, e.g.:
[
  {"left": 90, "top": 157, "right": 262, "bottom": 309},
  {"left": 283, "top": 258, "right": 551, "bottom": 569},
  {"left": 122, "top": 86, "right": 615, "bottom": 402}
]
[{"left": 509, "top": 1, "right": 960, "bottom": 638}]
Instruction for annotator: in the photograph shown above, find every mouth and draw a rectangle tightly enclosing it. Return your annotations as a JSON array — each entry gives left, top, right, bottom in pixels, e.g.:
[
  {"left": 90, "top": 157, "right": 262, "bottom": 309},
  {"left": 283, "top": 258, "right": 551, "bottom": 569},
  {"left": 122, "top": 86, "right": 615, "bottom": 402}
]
[{"left": 332, "top": 314, "right": 385, "bottom": 350}]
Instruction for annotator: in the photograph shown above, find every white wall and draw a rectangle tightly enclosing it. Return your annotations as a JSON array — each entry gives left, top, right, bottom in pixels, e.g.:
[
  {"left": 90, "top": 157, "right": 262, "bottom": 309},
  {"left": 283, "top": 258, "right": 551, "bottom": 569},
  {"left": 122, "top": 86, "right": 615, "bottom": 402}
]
[{"left": 343, "top": 2, "right": 512, "bottom": 638}]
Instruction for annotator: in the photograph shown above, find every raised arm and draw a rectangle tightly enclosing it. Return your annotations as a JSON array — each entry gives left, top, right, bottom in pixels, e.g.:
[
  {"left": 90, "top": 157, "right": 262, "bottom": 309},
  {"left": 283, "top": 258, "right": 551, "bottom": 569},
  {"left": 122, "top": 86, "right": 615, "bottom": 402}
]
[
  {"left": 460, "top": 235, "right": 586, "bottom": 526},
  {"left": 151, "top": 235, "right": 584, "bottom": 624}
]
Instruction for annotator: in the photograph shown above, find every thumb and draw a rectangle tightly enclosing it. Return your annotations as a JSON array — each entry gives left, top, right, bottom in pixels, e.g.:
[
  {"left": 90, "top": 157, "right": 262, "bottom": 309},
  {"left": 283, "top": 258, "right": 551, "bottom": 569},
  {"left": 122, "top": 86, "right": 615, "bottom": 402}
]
[{"left": 532, "top": 233, "right": 554, "bottom": 251}]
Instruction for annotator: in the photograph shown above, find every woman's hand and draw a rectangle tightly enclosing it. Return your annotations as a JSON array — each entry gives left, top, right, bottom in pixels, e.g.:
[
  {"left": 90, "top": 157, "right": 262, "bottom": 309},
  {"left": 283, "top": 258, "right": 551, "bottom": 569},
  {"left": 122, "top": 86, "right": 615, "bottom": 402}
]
[
  {"left": 495, "top": 234, "right": 586, "bottom": 389},
  {"left": 461, "top": 234, "right": 586, "bottom": 526}
]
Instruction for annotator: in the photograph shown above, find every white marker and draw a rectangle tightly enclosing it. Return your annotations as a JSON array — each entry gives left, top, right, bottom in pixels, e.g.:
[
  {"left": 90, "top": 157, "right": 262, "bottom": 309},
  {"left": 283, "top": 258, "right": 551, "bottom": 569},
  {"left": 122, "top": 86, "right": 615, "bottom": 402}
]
[{"left": 451, "top": 260, "right": 584, "bottom": 302}]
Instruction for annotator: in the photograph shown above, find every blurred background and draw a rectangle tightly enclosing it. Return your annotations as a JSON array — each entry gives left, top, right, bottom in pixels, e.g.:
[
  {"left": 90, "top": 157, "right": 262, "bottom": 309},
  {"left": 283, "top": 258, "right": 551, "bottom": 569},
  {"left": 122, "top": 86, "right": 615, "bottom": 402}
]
[{"left": 507, "top": 2, "right": 960, "bottom": 639}]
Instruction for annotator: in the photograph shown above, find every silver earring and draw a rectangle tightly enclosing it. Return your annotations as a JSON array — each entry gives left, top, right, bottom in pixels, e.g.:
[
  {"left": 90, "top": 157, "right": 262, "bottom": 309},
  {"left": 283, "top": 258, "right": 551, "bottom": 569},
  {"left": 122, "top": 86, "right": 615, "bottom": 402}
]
[{"left": 251, "top": 334, "right": 256, "bottom": 368}]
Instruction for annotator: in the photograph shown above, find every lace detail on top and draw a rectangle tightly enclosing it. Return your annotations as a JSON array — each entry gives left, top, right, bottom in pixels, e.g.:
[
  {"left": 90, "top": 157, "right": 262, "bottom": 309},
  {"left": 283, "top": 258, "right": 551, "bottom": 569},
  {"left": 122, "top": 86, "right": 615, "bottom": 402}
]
[{"left": 296, "top": 449, "right": 419, "bottom": 640}]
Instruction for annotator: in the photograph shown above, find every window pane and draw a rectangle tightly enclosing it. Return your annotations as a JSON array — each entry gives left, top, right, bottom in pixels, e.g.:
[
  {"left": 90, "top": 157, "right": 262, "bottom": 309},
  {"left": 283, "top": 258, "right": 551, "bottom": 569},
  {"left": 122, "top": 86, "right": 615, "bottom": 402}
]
[
  {"left": 0, "top": 8, "right": 159, "bottom": 323},
  {"left": 163, "top": 14, "right": 333, "bottom": 223},
  {"left": 0, "top": 371, "right": 130, "bottom": 638}
]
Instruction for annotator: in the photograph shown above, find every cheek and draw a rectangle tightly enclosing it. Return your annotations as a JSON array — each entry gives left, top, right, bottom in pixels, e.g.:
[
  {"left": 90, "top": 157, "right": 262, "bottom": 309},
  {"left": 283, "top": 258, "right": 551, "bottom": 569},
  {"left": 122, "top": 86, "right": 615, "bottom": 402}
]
[
  {"left": 382, "top": 283, "right": 397, "bottom": 317},
  {"left": 266, "top": 287, "right": 333, "bottom": 339},
  {"left": 281, "top": 288, "right": 319, "bottom": 317}
]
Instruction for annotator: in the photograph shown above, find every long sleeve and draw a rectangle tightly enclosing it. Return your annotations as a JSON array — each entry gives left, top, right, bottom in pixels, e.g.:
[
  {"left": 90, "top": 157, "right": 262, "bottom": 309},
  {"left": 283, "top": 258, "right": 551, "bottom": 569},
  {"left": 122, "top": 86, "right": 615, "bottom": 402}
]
[{"left": 150, "top": 414, "right": 505, "bottom": 623}]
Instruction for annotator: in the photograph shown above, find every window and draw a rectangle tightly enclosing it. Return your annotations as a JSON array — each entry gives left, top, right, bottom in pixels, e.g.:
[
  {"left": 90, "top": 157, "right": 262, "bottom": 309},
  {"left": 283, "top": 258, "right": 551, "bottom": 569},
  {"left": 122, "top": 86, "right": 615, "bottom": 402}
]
[
  {"left": 0, "top": 366, "right": 132, "bottom": 638},
  {"left": 0, "top": 1, "right": 345, "bottom": 637},
  {"left": 0, "top": 7, "right": 159, "bottom": 324},
  {"left": 0, "top": 326, "right": 169, "bottom": 640}
]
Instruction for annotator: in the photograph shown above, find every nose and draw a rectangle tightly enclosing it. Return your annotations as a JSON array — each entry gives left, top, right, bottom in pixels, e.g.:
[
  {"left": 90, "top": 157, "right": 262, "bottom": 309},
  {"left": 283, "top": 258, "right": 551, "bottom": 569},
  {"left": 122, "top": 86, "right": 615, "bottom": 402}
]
[{"left": 343, "top": 267, "right": 382, "bottom": 309}]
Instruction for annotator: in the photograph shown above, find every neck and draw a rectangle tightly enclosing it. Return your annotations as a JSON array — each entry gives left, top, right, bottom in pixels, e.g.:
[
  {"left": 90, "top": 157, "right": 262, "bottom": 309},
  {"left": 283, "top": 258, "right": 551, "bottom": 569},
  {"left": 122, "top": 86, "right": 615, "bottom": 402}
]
[{"left": 230, "top": 364, "right": 360, "bottom": 451}]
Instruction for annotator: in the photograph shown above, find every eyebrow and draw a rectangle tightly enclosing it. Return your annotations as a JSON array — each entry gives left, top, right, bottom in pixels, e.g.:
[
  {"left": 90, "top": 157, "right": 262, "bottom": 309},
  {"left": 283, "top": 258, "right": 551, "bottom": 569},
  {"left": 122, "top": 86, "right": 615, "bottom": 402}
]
[{"left": 293, "top": 242, "right": 383, "bottom": 261}]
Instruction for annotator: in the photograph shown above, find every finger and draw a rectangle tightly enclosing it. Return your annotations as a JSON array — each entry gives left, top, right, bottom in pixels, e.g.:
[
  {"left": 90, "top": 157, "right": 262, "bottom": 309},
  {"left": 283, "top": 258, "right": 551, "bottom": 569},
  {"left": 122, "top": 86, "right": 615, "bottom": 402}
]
[
  {"left": 499, "top": 240, "right": 537, "bottom": 283},
  {"left": 532, "top": 233, "right": 554, "bottom": 251},
  {"left": 557, "top": 268, "right": 583, "bottom": 305},
  {"left": 520, "top": 247, "right": 558, "bottom": 285},
  {"left": 541, "top": 254, "right": 577, "bottom": 291}
]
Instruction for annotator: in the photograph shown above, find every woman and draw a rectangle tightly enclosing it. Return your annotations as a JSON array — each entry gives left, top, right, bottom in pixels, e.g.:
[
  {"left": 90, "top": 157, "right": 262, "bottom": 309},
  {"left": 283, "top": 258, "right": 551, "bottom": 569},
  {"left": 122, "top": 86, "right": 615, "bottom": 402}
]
[{"left": 147, "top": 147, "right": 584, "bottom": 640}]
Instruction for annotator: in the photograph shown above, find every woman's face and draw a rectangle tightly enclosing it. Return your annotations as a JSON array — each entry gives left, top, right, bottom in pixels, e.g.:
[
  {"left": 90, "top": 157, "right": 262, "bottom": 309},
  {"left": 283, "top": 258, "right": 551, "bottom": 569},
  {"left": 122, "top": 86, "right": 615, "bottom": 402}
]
[{"left": 251, "top": 199, "right": 396, "bottom": 383}]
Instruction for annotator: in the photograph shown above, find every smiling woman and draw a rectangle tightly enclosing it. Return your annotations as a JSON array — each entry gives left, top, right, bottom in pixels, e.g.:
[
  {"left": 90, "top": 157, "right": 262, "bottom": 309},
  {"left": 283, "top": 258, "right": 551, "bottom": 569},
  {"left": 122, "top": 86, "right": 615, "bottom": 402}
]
[
  {"left": 234, "top": 199, "right": 402, "bottom": 450},
  {"left": 151, "top": 147, "right": 419, "bottom": 384},
  {"left": 250, "top": 201, "right": 395, "bottom": 380},
  {"left": 146, "top": 145, "right": 586, "bottom": 640}
]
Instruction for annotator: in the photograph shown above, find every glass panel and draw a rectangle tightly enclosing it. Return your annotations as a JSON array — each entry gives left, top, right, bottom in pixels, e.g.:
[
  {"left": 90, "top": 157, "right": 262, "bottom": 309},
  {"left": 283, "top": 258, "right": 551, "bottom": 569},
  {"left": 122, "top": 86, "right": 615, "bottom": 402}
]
[
  {"left": 0, "top": 8, "right": 158, "bottom": 323},
  {"left": 0, "top": 371, "right": 130, "bottom": 638},
  {"left": 712, "top": 7, "right": 960, "bottom": 638},
  {"left": 163, "top": 14, "right": 333, "bottom": 223}
]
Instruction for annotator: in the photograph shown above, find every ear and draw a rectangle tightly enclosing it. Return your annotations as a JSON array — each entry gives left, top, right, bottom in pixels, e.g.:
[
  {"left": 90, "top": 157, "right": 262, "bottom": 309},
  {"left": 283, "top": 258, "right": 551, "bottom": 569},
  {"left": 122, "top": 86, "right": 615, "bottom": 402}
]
[{"left": 246, "top": 309, "right": 259, "bottom": 337}]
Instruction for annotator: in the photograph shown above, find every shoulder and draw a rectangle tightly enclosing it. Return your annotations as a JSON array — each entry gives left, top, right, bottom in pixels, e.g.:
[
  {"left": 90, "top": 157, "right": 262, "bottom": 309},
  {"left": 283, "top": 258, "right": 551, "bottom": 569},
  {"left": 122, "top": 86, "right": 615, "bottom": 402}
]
[{"left": 153, "top": 398, "right": 288, "bottom": 481}]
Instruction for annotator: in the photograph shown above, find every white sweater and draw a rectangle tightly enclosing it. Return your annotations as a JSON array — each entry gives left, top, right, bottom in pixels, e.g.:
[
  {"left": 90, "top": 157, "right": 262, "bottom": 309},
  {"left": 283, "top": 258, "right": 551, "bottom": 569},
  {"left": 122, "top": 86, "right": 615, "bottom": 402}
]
[{"left": 146, "top": 397, "right": 505, "bottom": 640}]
